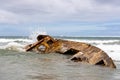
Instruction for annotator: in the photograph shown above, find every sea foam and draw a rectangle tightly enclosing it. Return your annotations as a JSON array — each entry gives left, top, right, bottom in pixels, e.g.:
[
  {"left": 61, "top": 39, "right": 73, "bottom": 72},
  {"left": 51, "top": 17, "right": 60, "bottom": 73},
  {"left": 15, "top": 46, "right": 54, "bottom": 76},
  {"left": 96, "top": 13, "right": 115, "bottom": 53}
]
[
  {"left": 0, "top": 38, "right": 33, "bottom": 52},
  {"left": 0, "top": 37, "right": 120, "bottom": 61},
  {"left": 65, "top": 38, "right": 120, "bottom": 61}
]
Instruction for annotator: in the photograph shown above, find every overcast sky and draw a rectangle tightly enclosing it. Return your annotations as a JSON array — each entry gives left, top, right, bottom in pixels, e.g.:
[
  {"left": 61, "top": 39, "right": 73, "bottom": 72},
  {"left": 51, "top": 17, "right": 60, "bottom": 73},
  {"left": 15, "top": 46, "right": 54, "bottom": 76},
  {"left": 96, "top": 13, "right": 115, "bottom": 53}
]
[{"left": 0, "top": 0, "right": 120, "bottom": 36}]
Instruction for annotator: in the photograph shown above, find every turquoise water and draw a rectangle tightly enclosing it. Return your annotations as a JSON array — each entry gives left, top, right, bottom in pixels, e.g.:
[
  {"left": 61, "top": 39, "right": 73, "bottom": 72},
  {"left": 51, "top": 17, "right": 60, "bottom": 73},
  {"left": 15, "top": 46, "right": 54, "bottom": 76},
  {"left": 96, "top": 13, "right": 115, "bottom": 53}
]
[{"left": 0, "top": 36, "right": 120, "bottom": 80}]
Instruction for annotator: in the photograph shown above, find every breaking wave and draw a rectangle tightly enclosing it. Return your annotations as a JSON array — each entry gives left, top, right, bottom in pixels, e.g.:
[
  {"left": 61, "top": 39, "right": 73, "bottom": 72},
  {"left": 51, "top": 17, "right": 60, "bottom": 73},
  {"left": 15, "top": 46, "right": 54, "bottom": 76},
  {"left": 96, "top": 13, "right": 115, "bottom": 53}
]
[
  {"left": 65, "top": 38, "right": 120, "bottom": 61},
  {"left": 0, "top": 38, "right": 33, "bottom": 52},
  {"left": 0, "top": 36, "right": 120, "bottom": 61},
  {"left": 0, "top": 28, "right": 48, "bottom": 52}
]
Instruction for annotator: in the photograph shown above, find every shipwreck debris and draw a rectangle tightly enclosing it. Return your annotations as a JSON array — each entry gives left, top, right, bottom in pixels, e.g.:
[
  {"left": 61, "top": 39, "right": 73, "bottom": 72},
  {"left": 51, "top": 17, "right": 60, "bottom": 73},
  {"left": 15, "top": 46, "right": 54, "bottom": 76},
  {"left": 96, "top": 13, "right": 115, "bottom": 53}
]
[{"left": 25, "top": 35, "right": 116, "bottom": 68}]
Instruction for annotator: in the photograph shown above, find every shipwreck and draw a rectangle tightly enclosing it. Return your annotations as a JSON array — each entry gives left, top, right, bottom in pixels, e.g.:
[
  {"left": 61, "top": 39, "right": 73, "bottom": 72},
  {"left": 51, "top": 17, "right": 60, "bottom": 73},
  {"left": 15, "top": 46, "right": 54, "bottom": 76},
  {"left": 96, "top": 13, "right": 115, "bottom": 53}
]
[{"left": 25, "top": 35, "right": 116, "bottom": 68}]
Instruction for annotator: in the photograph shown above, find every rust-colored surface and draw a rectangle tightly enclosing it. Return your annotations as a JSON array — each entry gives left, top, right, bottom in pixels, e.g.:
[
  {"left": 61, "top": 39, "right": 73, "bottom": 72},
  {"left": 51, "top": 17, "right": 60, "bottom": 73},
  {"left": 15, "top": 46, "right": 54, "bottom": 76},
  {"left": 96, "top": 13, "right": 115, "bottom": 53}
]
[{"left": 25, "top": 35, "right": 116, "bottom": 68}]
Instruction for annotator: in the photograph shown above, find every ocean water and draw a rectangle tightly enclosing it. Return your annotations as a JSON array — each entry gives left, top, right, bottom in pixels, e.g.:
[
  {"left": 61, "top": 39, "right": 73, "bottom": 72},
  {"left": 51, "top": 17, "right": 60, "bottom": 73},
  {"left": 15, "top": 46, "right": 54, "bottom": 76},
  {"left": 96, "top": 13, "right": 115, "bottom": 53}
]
[{"left": 0, "top": 36, "right": 120, "bottom": 80}]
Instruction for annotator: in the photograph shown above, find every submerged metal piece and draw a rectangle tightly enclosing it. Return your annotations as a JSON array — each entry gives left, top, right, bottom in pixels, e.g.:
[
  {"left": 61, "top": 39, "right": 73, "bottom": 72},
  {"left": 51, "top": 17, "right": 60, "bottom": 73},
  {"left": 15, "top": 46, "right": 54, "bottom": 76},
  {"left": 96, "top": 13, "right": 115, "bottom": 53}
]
[{"left": 25, "top": 35, "right": 116, "bottom": 68}]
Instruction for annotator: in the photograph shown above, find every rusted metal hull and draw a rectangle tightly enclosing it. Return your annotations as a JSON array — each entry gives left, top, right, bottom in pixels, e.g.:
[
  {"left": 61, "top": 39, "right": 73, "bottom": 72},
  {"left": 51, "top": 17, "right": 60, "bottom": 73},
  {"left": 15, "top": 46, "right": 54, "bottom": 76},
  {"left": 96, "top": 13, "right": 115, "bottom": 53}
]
[{"left": 25, "top": 35, "right": 116, "bottom": 68}]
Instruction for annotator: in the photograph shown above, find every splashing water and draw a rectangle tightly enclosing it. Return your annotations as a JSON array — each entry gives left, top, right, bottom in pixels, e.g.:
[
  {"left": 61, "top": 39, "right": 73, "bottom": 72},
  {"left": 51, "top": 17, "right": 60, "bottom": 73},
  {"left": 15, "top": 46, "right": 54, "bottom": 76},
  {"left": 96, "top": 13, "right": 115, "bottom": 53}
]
[
  {"left": 0, "top": 38, "right": 32, "bottom": 52},
  {"left": 0, "top": 27, "right": 48, "bottom": 52},
  {"left": 29, "top": 27, "right": 47, "bottom": 42},
  {"left": 0, "top": 33, "right": 120, "bottom": 61}
]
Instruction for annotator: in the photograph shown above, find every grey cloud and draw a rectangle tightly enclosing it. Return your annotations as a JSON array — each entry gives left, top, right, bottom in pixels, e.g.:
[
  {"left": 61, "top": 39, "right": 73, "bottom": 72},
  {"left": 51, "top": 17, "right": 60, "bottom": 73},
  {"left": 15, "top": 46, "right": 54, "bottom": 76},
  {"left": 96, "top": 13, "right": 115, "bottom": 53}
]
[
  {"left": 0, "top": 0, "right": 50, "bottom": 15},
  {"left": 0, "top": 0, "right": 120, "bottom": 24},
  {"left": 95, "top": 0, "right": 120, "bottom": 6}
]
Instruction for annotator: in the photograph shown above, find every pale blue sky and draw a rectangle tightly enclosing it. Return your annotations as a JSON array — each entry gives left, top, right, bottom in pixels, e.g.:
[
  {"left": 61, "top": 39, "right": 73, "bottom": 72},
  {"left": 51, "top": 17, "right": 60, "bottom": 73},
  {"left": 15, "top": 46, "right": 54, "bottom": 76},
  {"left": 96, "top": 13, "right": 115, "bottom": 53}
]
[{"left": 0, "top": 0, "right": 120, "bottom": 37}]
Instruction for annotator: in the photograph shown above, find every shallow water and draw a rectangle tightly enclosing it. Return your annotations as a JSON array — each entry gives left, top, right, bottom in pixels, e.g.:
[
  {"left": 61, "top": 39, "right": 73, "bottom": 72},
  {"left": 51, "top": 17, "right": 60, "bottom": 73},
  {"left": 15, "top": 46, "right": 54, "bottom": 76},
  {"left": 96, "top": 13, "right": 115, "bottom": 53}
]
[{"left": 0, "top": 50, "right": 120, "bottom": 80}]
